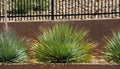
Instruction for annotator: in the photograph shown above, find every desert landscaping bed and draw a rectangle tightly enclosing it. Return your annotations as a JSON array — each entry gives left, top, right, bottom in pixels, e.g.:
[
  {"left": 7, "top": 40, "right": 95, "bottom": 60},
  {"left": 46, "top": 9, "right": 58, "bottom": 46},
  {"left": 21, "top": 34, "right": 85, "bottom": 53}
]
[{"left": 0, "top": 19, "right": 120, "bottom": 69}]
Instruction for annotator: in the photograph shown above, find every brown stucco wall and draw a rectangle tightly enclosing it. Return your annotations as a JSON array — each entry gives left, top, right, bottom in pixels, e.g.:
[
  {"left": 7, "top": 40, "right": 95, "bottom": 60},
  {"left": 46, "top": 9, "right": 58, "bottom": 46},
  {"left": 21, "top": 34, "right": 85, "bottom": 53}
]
[
  {"left": 0, "top": 19, "right": 120, "bottom": 56},
  {"left": 0, "top": 64, "right": 120, "bottom": 69}
]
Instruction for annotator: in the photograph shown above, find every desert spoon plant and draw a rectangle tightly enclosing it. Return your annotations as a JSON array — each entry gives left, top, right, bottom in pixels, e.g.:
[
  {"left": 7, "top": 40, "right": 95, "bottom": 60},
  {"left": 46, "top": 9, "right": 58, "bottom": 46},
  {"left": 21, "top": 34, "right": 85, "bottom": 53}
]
[
  {"left": 34, "top": 24, "right": 92, "bottom": 63},
  {"left": 104, "top": 31, "right": 120, "bottom": 63},
  {"left": 0, "top": 31, "right": 28, "bottom": 63}
]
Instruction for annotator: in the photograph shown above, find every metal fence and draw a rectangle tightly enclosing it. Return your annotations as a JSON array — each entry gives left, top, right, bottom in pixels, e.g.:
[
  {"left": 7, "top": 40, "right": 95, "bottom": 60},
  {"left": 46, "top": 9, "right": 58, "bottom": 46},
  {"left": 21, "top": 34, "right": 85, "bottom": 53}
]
[{"left": 0, "top": 0, "right": 120, "bottom": 21}]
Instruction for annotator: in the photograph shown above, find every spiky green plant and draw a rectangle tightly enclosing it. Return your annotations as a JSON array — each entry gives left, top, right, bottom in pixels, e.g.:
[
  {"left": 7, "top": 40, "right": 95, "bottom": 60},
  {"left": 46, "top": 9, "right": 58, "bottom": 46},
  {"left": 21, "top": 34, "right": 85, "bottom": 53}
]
[
  {"left": 104, "top": 31, "right": 120, "bottom": 63},
  {"left": 34, "top": 24, "right": 92, "bottom": 63},
  {"left": 0, "top": 31, "right": 28, "bottom": 63},
  {"left": 9, "top": 0, "right": 49, "bottom": 14}
]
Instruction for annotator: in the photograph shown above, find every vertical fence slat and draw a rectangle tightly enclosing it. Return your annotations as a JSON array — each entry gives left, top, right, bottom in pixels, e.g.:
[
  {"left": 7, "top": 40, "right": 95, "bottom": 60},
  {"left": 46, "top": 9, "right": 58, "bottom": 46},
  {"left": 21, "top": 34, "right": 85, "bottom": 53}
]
[
  {"left": 108, "top": 0, "right": 110, "bottom": 18},
  {"left": 104, "top": 0, "right": 106, "bottom": 18},
  {"left": 35, "top": 0, "right": 37, "bottom": 21},
  {"left": 77, "top": 0, "right": 80, "bottom": 19},
  {"left": 111, "top": 0, "right": 113, "bottom": 18},
  {"left": 81, "top": 0, "right": 83, "bottom": 19},
  {"left": 8, "top": 0, "right": 10, "bottom": 21},
  {"left": 51, "top": 0, "right": 54, "bottom": 20},
  {"left": 91, "top": 0, "right": 93, "bottom": 19},
  {"left": 32, "top": 0, "right": 34, "bottom": 20},
  {"left": 0, "top": 2, "right": 1, "bottom": 21},
  {"left": 20, "top": 0, "right": 22, "bottom": 21},
  {"left": 98, "top": 0, "right": 100, "bottom": 18},
  {"left": 115, "top": 0, "right": 117, "bottom": 18},
  {"left": 23, "top": 0, "right": 25, "bottom": 20},
  {"left": 62, "top": 0, "right": 64, "bottom": 19},
  {"left": 84, "top": 0, "right": 85, "bottom": 19},
  {"left": 27, "top": 0, "right": 28, "bottom": 21},
  {"left": 100, "top": 0, "right": 102, "bottom": 18},
  {"left": 87, "top": 0, "right": 89, "bottom": 19},
  {"left": 3, "top": 0, "right": 4, "bottom": 21},
  {"left": 12, "top": 0, "right": 13, "bottom": 21},
  {"left": 39, "top": 0, "right": 41, "bottom": 20},
  {"left": 119, "top": 0, "right": 120, "bottom": 17}
]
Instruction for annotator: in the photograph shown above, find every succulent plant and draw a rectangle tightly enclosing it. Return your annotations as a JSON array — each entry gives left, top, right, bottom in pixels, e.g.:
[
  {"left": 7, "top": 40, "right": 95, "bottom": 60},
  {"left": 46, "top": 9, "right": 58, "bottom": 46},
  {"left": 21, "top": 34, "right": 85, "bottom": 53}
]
[
  {"left": 0, "top": 31, "right": 28, "bottom": 63},
  {"left": 104, "top": 31, "right": 120, "bottom": 63},
  {"left": 34, "top": 24, "right": 92, "bottom": 63}
]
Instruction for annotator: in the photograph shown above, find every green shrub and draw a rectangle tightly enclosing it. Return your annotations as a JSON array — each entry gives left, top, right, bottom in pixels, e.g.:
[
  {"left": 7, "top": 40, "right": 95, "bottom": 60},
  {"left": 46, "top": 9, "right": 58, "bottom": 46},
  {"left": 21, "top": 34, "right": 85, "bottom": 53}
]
[
  {"left": 34, "top": 24, "right": 92, "bottom": 63},
  {"left": 104, "top": 31, "right": 120, "bottom": 63},
  {"left": 10, "top": 0, "right": 49, "bottom": 14},
  {"left": 11, "top": 0, "right": 31, "bottom": 14},
  {"left": 0, "top": 31, "right": 28, "bottom": 63},
  {"left": 33, "top": 0, "right": 49, "bottom": 11}
]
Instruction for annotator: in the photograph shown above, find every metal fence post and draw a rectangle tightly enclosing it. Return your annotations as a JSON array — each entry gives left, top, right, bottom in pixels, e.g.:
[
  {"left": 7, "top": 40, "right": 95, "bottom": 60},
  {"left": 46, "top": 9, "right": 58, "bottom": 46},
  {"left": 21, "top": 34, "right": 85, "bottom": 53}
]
[{"left": 51, "top": 0, "right": 54, "bottom": 20}]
